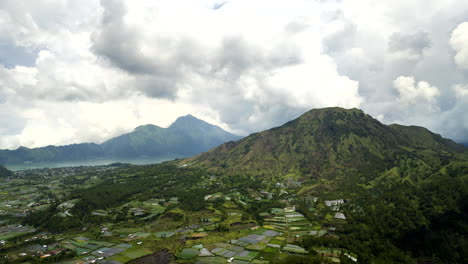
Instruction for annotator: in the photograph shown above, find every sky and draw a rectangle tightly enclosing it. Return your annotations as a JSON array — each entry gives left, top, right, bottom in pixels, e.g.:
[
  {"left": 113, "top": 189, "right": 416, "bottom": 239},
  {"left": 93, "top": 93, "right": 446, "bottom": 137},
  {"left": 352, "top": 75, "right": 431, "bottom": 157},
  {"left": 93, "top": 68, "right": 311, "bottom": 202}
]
[{"left": 1, "top": 0, "right": 468, "bottom": 149}]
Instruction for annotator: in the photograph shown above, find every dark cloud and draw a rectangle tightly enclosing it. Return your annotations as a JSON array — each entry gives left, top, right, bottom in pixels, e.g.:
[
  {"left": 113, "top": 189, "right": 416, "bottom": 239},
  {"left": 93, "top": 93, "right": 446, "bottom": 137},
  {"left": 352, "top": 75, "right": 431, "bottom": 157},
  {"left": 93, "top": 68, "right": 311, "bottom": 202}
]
[
  {"left": 321, "top": 12, "right": 357, "bottom": 53},
  {"left": 211, "top": 37, "right": 264, "bottom": 79},
  {"left": 3, "top": 0, "right": 468, "bottom": 148},
  {"left": 133, "top": 75, "right": 179, "bottom": 100},
  {"left": 92, "top": 0, "right": 152, "bottom": 75},
  {"left": 388, "top": 31, "right": 431, "bottom": 55}
]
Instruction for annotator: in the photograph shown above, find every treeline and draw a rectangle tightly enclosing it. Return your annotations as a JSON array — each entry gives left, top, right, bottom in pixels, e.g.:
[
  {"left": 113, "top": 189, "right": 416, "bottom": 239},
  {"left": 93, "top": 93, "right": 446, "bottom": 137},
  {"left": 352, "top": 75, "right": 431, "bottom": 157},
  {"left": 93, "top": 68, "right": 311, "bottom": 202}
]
[
  {"left": 24, "top": 163, "right": 217, "bottom": 231},
  {"left": 329, "top": 160, "right": 468, "bottom": 263}
]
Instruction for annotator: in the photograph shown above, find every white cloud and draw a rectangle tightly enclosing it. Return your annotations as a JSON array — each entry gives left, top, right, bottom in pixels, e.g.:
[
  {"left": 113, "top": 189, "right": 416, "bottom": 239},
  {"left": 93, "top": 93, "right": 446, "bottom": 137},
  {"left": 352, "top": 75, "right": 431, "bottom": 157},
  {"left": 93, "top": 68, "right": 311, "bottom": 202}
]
[
  {"left": 1, "top": 0, "right": 468, "bottom": 148},
  {"left": 394, "top": 76, "right": 439, "bottom": 102},
  {"left": 450, "top": 22, "right": 468, "bottom": 69},
  {"left": 0, "top": 95, "right": 221, "bottom": 149},
  {"left": 454, "top": 84, "right": 468, "bottom": 97},
  {"left": 90, "top": 0, "right": 363, "bottom": 134}
]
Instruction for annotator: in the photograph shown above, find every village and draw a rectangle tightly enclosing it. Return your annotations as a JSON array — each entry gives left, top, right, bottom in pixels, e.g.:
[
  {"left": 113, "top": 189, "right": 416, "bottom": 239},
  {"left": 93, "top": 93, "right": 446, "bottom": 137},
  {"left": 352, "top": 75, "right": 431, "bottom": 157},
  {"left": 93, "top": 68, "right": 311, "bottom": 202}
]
[{"left": 0, "top": 164, "right": 358, "bottom": 264}]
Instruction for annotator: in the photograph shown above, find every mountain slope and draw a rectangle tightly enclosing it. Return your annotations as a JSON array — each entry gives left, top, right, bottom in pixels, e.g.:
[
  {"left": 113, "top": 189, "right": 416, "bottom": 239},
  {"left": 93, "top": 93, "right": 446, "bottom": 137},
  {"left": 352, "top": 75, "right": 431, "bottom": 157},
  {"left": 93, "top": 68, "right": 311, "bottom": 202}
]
[
  {"left": 0, "top": 143, "right": 104, "bottom": 164},
  {"left": 0, "top": 115, "right": 241, "bottom": 166},
  {"left": 101, "top": 115, "right": 241, "bottom": 157},
  {"left": 185, "top": 107, "right": 468, "bottom": 263},
  {"left": 188, "top": 107, "right": 466, "bottom": 181},
  {"left": 0, "top": 165, "right": 12, "bottom": 177}
]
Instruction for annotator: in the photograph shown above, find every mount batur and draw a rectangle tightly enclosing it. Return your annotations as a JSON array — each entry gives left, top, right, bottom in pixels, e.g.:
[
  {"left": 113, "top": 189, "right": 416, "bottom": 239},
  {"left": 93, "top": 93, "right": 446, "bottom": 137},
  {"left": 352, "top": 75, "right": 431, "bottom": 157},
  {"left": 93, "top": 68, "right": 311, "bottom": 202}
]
[{"left": 1, "top": 108, "right": 467, "bottom": 264}]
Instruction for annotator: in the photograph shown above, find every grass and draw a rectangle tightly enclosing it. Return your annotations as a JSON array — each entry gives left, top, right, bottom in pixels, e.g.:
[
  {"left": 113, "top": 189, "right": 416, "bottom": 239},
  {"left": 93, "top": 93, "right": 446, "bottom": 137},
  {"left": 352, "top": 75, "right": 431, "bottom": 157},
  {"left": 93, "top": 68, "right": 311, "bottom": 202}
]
[
  {"left": 0, "top": 232, "right": 29, "bottom": 240},
  {"left": 177, "top": 248, "right": 199, "bottom": 259},
  {"left": 115, "top": 228, "right": 140, "bottom": 234},
  {"left": 195, "top": 257, "right": 227, "bottom": 263},
  {"left": 268, "top": 239, "right": 283, "bottom": 245},
  {"left": 125, "top": 248, "right": 150, "bottom": 259},
  {"left": 256, "top": 251, "right": 276, "bottom": 260},
  {"left": 234, "top": 251, "right": 259, "bottom": 261},
  {"left": 88, "top": 240, "right": 115, "bottom": 247},
  {"left": 74, "top": 247, "right": 89, "bottom": 255},
  {"left": 110, "top": 254, "right": 133, "bottom": 263},
  {"left": 246, "top": 244, "right": 266, "bottom": 251},
  {"left": 262, "top": 246, "right": 278, "bottom": 253}
]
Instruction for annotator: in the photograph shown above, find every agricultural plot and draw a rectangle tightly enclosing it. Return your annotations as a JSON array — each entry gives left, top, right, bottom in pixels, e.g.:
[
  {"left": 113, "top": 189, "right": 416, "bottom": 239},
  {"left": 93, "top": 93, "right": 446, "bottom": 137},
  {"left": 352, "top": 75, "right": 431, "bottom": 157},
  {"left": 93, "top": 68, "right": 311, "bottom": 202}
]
[
  {"left": 177, "top": 229, "right": 304, "bottom": 263},
  {"left": 0, "top": 225, "right": 36, "bottom": 240}
]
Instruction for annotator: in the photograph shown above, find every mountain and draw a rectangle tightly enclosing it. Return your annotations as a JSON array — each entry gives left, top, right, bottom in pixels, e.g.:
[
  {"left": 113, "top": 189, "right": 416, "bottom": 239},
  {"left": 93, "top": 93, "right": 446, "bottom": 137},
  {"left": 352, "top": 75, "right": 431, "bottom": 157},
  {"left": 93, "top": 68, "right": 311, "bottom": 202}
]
[
  {"left": 188, "top": 107, "right": 466, "bottom": 180},
  {"left": 0, "top": 165, "right": 12, "bottom": 177},
  {"left": 185, "top": 107, "right": 468, "bottom": 262},
  {"left": 0, "top": 143, "right": 104, "bottom": 165},
  {"left": 101, "top": 114, "right": 242, "bottom": 157},
  {"left": 0, "top": 115, "right": 241, "bottom": 166}
]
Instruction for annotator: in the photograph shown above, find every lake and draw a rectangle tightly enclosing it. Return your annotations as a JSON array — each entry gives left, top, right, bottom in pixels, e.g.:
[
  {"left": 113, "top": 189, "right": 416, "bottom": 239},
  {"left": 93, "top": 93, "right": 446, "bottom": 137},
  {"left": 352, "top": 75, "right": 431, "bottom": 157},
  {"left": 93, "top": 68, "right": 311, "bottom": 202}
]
[{"left": 4, "top": 155, "right": 183, "bottom": 171}]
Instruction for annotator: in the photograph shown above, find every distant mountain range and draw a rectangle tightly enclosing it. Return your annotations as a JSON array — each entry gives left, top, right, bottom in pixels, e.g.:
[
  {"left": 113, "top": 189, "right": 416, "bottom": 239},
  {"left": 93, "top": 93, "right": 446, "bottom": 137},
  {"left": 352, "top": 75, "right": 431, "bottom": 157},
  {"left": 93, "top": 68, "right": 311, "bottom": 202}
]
[{"left": 0, "top": 115, "right": 241, "bottom": 166}]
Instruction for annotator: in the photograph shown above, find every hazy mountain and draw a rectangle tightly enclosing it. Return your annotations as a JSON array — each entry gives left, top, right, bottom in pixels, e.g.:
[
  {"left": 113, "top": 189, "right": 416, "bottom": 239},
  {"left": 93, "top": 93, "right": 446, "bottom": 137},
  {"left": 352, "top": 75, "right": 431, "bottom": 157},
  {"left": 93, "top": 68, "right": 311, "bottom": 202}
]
[
  {"left": 0, "top": 143, "right": 104, "bottom": 165},
  {"left": 0, "top": 165, "right": 12, "bottom": 177},
  {"left": 101, "top": 114, "right": 242, "bottom": 157},
  {"left": 188, "top": 107, "right": 466, "bottom": 180},
  {"left": 0, "top": 115, "right": 241, "bottom": 166}
]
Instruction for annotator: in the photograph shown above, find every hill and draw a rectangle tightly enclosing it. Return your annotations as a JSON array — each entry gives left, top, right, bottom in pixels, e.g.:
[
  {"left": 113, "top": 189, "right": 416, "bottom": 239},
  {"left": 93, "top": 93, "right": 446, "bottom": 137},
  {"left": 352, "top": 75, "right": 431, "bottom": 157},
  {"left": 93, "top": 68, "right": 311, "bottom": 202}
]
[
  {"left": 0, "top": 165, "right": 12, "bottom": 177},
  {"left": 0, "top": 115, "right": 241, "bottom": 166},
  {"left": 10, "top": 107, "right": 467, "bottom": 263},
  {"left": 185, "top": 107, "right": 468, "bottom": 263},
  {"left": 188, "top": 107, "right": 466, "bottom": 182}
]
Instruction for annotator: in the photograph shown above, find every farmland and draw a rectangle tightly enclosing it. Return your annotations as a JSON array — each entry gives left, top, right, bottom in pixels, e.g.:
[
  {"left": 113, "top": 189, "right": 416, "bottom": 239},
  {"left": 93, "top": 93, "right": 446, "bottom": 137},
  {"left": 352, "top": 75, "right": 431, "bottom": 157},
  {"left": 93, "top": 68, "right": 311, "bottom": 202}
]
[{"left": 0, "top": 163, "right": 358, "bottom": 263}]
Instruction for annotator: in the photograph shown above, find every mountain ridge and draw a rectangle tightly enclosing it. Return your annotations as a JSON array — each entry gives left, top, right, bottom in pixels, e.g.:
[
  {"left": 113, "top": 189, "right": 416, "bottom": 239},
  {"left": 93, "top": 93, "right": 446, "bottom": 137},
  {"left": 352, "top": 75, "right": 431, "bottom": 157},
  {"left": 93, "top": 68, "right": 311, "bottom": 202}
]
[
  {"left": 186, "top": 107, "right": 466, "bottom": 181},
  {"left": 0, "top": 115, "right": 241, "bottom": 166},
  {"left": 181, "top": 107, "right": 468, "bottom": 262}
]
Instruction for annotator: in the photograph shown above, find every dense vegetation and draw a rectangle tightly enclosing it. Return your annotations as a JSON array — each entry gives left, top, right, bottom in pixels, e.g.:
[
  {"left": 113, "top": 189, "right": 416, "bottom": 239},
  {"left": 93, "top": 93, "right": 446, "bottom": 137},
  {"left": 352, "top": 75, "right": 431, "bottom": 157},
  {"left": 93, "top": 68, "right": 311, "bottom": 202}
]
[
  {"left": 5, "top": 107, "right": 468, "bottom": 263},
  {"left": 190, "top": 108, "right": 465, "bottom": 180},
  {"left": 187, "top": 107, "right": 468, "bottom": 263},
  {"left": 0, "top": 165, "right": 12, "bottom": 177}
]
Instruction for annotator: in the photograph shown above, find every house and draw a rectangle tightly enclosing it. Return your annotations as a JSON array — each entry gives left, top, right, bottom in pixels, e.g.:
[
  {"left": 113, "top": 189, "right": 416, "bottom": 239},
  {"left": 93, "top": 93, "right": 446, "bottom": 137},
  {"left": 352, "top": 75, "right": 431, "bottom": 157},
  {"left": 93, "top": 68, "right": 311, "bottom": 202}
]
[
  {"left": 325, "top": 199, "right": 344, "bottom": 207},
  {"left": 48, "top": 248, "right": 66, "bottom": 256},
  {"left": 325, "top": 199, "right": 345, "bottom": 211},
  {"left": 334, "top": 212, "right": 346, "bottom": 220}
]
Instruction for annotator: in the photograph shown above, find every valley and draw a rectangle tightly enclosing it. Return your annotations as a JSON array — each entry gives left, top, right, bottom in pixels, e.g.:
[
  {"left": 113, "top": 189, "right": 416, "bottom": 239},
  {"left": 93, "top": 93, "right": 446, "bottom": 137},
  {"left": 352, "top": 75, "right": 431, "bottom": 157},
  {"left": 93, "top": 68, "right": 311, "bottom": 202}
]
[
  {"left": 0, "top": 108, "right": 467, "bottom": 264},
  {"left": 0, "top": 164, "right": 357, "bottom": 264}
]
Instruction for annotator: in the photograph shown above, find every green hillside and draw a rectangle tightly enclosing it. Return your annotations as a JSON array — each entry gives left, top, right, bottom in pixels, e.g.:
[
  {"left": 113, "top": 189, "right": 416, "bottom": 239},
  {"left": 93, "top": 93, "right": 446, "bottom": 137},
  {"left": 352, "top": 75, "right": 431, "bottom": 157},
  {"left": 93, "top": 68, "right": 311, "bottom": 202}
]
[
  {"left": 5, "top": 107, "right": 466, "bottom": 263},
  {"left": 184, "top": 107, "right": 468, "bottom": 262},
  {"left": 0, "top": 165, "right": 12, "bottom": 177},
  {"left": 189, "top": 107, "right": 466, "bottom": 182}
]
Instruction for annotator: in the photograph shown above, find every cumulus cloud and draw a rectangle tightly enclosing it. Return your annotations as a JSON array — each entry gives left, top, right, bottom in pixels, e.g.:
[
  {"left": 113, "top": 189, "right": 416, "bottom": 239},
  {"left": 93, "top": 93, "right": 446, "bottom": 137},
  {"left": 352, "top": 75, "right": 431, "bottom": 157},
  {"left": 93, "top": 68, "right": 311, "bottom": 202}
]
[
  {"left": 394, "top": 76, "right": 439, "bottom": 102},
  {"left": 0, "top": 95, "right": 213, "bottom": 149},
  {"left": 387, "top": 31, "right": 431, "bottom": 61},
  {"left": 91, "top": 0, "right": 363, "bottom": 133},
  {"left": 1, "top": 0, "right": 468, "bottom": 148},
  {"left": 450, "top": 22, "right": 468, "bottom": 69},
  {"left": 454, "top": 84, "right": 468, "bottom": 97}
]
